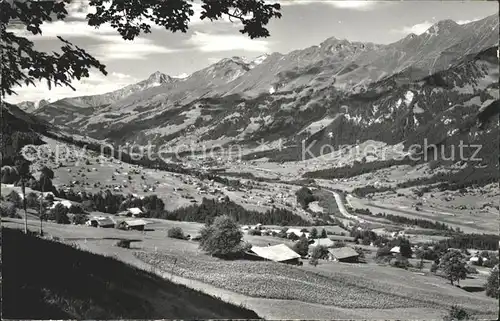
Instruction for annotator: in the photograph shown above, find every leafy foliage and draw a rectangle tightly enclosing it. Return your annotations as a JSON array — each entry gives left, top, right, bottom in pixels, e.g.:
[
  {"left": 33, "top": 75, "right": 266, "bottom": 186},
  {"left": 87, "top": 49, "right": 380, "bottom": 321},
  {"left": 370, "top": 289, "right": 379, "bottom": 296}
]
[
  {"left": 199, "top": 215, "right": 245, "bottom": 258},
  {"left": 0, "top": 201, "right": 18, "bottom": 218},
  {"left": 295, "top": 186, "right": 316, "bottom": 209},
  {"left": 292, "top": 236, "right": 309, "bottom": 257},
  {"left": 443, "top": 305, "right": 472, "bottom": 321},
  {"left": 167, "top": 227, "right": 186, "bottom": 240},
  {"left": 1, "top": 0, "right": 281, "bottom": 97},
  {"left": 49, "top": 203, "right": 70, "bottom": 224},
  {"left": 438, "top": 250, "right": 468, "bottom": 285},
  {"left": 485, "top": 266, "right": 498, "bottom": 299}
]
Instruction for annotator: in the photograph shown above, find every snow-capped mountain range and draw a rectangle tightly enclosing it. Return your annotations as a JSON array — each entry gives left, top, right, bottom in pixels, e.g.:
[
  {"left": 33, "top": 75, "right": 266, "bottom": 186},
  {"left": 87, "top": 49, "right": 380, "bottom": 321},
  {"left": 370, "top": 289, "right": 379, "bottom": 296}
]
[{"left": 16, "top": 15, "right": 499, "bottom": 167}]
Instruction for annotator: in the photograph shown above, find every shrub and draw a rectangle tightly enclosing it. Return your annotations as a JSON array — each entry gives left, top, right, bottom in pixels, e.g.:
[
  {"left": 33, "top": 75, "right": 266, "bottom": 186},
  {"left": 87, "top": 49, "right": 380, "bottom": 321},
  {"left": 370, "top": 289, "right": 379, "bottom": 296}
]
[
  {"left": 320, "top": 228, "right": 327, "bottom": 238},
  {"left": 443, "top": 305, "right": 471, "bottom": 321},
  {"left": 288, "top": 232, "right": 299, "bottom": 241},
  {"left": 391, "top": 255, "right": 410, "bottom": 269},
  {"left": 430, "top": 262, "right": 439, "bottom": 273},
  {"left": 485, "top": 266, "right": 499, "bottom": 298},
  {"left": 0, "top": 202, "right": 18, "bottom": 218},
  {"left": 116, "top": 240, "right": 131, "bottom": 248},
  {"left": 199, "top": 216, "right": 245, "bottom": 258},
  {"left": 247, "top": 229, "right": 262, "bottom": 236},
  {"left": 309, "top": 257, "right": 319, "bottom": 266},
  {"left": 72, "top": 214, "right": 88, "bottom": 225},
  {"left": 167, "top": 227, "right": 186, "bottom": 240}
]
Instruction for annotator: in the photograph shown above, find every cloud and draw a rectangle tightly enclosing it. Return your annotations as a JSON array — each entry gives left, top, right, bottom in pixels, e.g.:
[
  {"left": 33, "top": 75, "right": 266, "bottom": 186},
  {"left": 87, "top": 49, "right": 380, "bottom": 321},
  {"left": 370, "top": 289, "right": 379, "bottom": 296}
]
[
  {"left": 173, "top": 73, "right": 190, "bottom": 79},
  {"left": 5, "top": 70, "right": 139, "bottom": 104},
  {"left": 91, "top": 35, "right": 177, "bottom": 60},
  {"left": 278, "top": 0, "right": 379, "bottom": 10},
  {"left": 185, "top": 31, "right": 270, "bottom": 52},
  {"left": 393, "top": 21, "right": 433, "bottom": 35},
  {"left": 457, "top": 18, "right": 481, "bottom": 25}
]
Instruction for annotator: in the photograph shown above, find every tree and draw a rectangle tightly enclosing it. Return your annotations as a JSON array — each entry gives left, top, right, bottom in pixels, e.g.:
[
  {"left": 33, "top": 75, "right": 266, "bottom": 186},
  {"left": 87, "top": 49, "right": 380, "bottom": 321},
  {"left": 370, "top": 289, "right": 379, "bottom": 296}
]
[
  {"left": 485, "top": 265, "right": 498, "bottom": 298},
  {"left": 295, "top": 187, "right": 315, "bottom": 209},
  {"left": 39, "top": 166, "right": 55, "bottom": 193},
  {"left": 199, "top": 215, "right": 244, "bottom": 258},
  {"left": 1, "top": 0, "right": 281, "bottom": 97},
  {"left": 320, "top": 228, "right": 327, "bottom": 238},
  {"left": 15, "top": 157, "right": 30, "bottom": 233},
  {"left": 398, "top": 238, "right": 413, "bottom": 258},
  {"left": 26, "top": 192, "right": 38, "bottom": 208},
  {"left": 1, "top": 166, "right": 19, "bottom": 184},
  {"left": 292, "top": 236, "right": 309, "bottom": 257},
  {"left": 6, "top": 190, "right": 22, "bottom": 208},
  {"left": 50, "top": 203, "right": 70, "bottom": 224},
  {"left": 438, "top": 250, "right": 468, "bottom": 285},
  {"left": 311, "top": 245, "right": 329, "bottom": 260},
  {"left": 310, "top": 227, "right": 318, "bottom": 239},
  {"left": 0, "top": 201, "right": 18, "bottom": 218}
]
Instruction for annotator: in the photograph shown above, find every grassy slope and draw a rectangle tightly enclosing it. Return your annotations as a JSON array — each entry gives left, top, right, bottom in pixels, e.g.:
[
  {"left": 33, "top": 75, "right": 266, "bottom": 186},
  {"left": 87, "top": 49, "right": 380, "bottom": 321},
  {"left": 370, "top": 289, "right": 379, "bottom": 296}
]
[{"left": 1, "top": 228, "right": 260, "bottom": 319}]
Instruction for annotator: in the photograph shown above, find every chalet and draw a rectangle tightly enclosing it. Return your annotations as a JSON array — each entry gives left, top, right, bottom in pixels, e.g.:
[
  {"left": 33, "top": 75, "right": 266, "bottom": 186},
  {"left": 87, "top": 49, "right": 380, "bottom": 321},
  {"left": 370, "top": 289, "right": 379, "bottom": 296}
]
[
  {"left": 327, "top": 247, "right": 360, "bottom": 263},
  {"left": 246, "top": 244, "right": 302, "bottom": 265},
  {"left": 118, "top": 207, "right": 145, "bottom": 217},
  {"left": 390, "top": 246, "right": 401, "bottom": 254},
  {"left": 309, "top": 238, "right": 335, "bottom": 249},
  {"left": 49, "top": 200, "right": 73, "bottom": 209},
  {"left": 86, "top": 216, "right": 115, "bottom": 228},
  {"left": 116, "top": 219, "right": 148, "bottom": 231}
]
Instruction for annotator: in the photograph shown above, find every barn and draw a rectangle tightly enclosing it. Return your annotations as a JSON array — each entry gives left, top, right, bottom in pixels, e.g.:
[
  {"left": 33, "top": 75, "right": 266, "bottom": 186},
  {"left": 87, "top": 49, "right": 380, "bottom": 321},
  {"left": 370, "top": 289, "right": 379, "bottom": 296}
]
[
  {"left": 247, "top": 244, "right": 302, "bottom": 265},
  {"left": 327, "top": 247, "right": 360, "bottom": 263}
]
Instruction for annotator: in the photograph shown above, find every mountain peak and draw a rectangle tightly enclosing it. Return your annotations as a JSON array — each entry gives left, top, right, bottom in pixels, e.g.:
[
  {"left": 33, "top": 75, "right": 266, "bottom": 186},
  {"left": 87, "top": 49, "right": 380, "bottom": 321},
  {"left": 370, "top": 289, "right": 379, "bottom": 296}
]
[
  {"left": 145, "top": 71, "right": 172, "bottom": 87},
  {"left": 426, "top": 19, "right": 460, "bottom": 35}
]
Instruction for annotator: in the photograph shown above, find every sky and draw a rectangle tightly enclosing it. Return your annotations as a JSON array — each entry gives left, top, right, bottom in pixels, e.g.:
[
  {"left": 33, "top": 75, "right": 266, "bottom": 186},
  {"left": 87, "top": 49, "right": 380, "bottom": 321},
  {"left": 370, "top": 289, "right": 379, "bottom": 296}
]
[{"left": 5, "top": 0, "right": 498, "bottom": 103}]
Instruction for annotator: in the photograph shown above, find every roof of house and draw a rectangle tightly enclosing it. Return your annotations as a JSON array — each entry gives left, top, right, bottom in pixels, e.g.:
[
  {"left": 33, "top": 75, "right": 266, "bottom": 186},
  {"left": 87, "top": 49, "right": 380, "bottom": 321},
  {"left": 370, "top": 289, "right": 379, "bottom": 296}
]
[
  {"left": 128, "top": 207, "right": 143, "bottom": 214},
  {"left": 88, "top": 216, "right": 115, "bottom": 226},
  {"left": 328, "top": 247, "right": 359, "bottom": 259},
  {"left": 390, "top": 246, "right": 400, "bottom": 253},
  {"left": 250, "top": 244, "right": 301, "bottom": 262},
  {"left": 310, "top": 238, "right": 335, "bottom": 248},
  {"left": 124, "top": 219, "right": 148, "bottom": 226}
]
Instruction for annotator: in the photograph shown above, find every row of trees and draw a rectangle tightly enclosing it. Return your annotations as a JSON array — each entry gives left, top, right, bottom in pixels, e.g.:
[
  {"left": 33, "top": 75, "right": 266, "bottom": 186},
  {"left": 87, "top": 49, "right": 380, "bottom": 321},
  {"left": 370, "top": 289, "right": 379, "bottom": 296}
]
[
  {"left": 353, "top": 208, "right": 455, "bottom": 232},
  {"left": 155, "top": 197, "right": 316, "bottom": 226}
]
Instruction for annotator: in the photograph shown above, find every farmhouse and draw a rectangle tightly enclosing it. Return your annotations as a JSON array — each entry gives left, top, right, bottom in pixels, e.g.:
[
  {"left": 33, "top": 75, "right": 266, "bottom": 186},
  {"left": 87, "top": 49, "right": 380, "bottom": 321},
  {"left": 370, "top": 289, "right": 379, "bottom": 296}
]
[
  {"left": 327, "top": 247, "right": 360, "bottom": 263},
  {"left": 390, "top": 246, "right": 401, "bottom": 254},
  {"left": 116, "top": 219, "right": 148, "bottom": 231},
  {"left": 247, "top": 244, "right": 302, "bottom": 265},
  {"left": 49, "top": 200, "right": 73, "bottom": 209},
  {"left": 309, "top": 238, "right": 335, "bottom": 248},
  {"left": 86, "top": 216, "right": 115, "bottom": 228},
  {"left": 118, "top": 207, "right": 145, "bottom": 217}
]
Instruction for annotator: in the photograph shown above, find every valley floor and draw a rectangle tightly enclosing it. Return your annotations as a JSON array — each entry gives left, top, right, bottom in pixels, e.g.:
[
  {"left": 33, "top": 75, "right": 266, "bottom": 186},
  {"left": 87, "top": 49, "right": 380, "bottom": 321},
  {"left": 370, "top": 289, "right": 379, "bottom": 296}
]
[{"left": 3, "top": 217, "right": 496, "bottom": 320}]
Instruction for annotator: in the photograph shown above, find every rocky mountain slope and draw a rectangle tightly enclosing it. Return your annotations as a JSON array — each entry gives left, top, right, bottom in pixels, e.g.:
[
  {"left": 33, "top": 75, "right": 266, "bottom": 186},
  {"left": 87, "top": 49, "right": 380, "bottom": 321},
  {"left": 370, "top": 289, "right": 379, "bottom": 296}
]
[{"left": 17, "top": 15, "right": 499, "bottom": 176}]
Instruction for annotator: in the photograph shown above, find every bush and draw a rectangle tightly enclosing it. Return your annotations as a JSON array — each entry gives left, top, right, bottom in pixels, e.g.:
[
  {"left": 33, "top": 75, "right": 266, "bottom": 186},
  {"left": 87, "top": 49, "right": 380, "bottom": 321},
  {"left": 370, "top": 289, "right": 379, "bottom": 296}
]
[
  {"left": 116, "top": 240, "right": 131, "bottom": 249},
  {"left": 391, "top": 255, "right": 411, "bottom": 269},
  {"left": 247, "top": 229, "right": 262, "bottom": 236},
  {"left": 72, "top": 213, "right": 88, "bottom": 225},
  {"left": 0, "top": 202, "right": 18, "bottom": 218},
  {"left": 167, "top": 227, "right": 186, "bottom": 240},
  {"left": 309, "top": 257, "right": 319, "bottom": 266},
  {"left": 430, "top": 262, "right": 439, "bottom": 273},
  {"left": 288, "top": 232, "right": 299, "bottom": 241},
  {"left": 199, "top": 216, "right": 245, "bottom": 258},
  {"left": 485, "top": 266, "right": 499, "bottom": 298},
  {"left": 443, "top": 305, "right": 471, "bottom": 321}
]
